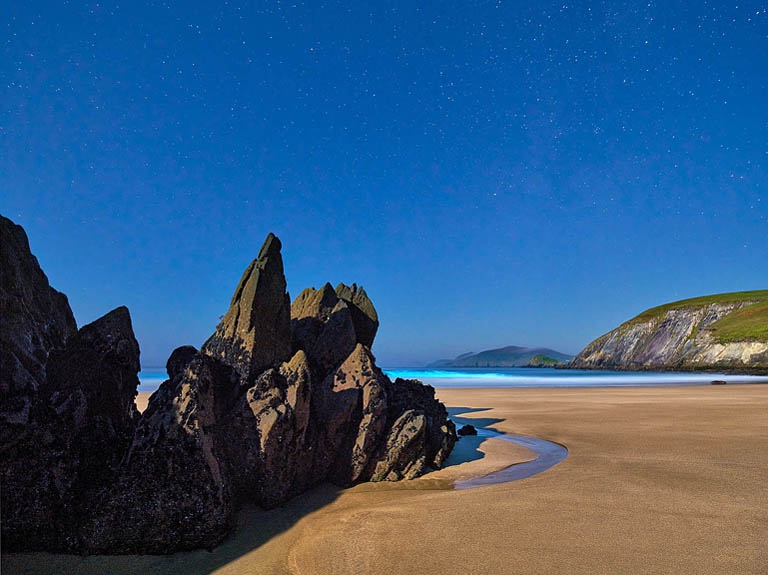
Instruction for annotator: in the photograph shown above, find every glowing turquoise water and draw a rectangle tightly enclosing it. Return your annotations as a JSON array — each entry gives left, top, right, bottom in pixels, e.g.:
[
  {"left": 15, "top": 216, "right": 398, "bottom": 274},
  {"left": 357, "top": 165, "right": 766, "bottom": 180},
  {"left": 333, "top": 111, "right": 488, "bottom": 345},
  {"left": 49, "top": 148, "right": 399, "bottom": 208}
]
[
  {"left": 383, "top": 367, "right": 768, "bottom": 389},
  {"left": 137, "top": 366, "right": 768, "bottom": 394}
]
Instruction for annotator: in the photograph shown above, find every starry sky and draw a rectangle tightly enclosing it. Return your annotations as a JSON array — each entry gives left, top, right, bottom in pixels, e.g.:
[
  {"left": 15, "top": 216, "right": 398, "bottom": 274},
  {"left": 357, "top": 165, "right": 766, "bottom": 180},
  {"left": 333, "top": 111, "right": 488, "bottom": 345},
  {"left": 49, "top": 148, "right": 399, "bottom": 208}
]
[{"left": 2, "top": 1, "right": 767, "bottom": 367}]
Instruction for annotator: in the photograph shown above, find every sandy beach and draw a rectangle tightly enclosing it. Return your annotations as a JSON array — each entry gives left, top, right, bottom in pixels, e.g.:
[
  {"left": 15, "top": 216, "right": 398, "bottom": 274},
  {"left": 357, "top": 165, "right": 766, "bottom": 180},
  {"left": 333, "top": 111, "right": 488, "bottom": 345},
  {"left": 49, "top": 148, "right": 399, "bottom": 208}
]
[{"left": 5, "top": 384, "right": 767, "bottom": 574}]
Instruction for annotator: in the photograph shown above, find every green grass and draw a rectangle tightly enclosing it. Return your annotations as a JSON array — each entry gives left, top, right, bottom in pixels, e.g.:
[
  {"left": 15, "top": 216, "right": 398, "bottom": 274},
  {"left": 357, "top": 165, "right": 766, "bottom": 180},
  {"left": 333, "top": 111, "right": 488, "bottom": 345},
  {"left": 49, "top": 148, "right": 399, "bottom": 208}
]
[
  {"left": 528, "top": 354, "right": 562, "bottom": 366},
  {"left": 707, "top": 301, "right": 768, "bottom": 343},
  {"left": 628, "top": 290, "right": 768, "bottom": 324}
]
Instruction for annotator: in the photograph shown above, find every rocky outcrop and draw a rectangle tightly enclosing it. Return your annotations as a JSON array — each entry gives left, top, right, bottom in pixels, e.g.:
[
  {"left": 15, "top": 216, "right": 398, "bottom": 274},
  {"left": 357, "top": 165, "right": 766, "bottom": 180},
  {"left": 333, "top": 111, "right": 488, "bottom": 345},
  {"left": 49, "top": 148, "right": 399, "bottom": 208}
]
[
  {"left": 94, "top": 235, "right": 455, "bottom": 552},
  {"left": 86, "top": 353, "right": 240, "bottom": 553},
  {"left": 1, "top": 306, "right": 141, "bottom": 551},
  {"left": 374, "top": 377, "right": 455, "bottom": 480},
  {"left": 570, "top": 294, "right": 768, "bottom": 372},
  {"left": 225, "top": 349, "right": 315, "bottom": 508},
  {"left": 201, "top": 233, "right": 292, "bottom": 382},
  {"left": 335, "top": 282, "right": 379, "bottom": 348},
  {"left": 290, "top": 283, "right": 357, "bottom": 378},
  {"left": 0, "top": 215, "right": 77, "bottom": 436},
  {"left": 1, "top": 221, "right": 457, "bottom": 554},
  {"left": 165, "top": 344, "right": 198, "bottom": 380}
]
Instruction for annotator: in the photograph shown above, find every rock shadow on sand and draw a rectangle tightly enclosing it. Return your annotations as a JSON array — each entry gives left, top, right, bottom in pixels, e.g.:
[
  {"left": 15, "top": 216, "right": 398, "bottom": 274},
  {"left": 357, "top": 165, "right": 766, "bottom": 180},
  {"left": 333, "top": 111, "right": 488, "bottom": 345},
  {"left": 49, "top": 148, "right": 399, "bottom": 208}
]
[{"left": 3, "top": 484, "right": 342, "bottom": 575}]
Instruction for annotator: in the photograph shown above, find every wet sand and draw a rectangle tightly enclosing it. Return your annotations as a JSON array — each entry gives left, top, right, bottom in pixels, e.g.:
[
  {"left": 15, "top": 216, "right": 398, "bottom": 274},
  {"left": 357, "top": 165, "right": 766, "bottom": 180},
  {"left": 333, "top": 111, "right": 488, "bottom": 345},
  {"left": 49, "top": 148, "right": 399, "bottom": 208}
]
[{"left": 5, "top": 385, "right": 767, "bottom": 574}]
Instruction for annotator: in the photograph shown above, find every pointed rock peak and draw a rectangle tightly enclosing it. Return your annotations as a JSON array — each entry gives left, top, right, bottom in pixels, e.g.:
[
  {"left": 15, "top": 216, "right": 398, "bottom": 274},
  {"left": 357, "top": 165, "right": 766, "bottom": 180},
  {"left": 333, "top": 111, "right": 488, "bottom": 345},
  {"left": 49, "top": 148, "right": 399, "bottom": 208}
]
[
  {"left": 257, "top": 232, "right": 282, "bottom": 260},
  {"left": 229, "top": 234, "right": 285, "bottom": 308},
  {"left": 82, "top": 305, "right": 132, "bottom": 333},
  {"left": 334, "top": 282, "right": 355, "bottom": 301},
  {"left": 335, "top": 283, "right": 378, "bottom": 321},
  {"left": 201, "top": 233, "right": 292, "bottom": 381},
  {"left": 1, "top": 214, "right": 77, "bottom": 395}
]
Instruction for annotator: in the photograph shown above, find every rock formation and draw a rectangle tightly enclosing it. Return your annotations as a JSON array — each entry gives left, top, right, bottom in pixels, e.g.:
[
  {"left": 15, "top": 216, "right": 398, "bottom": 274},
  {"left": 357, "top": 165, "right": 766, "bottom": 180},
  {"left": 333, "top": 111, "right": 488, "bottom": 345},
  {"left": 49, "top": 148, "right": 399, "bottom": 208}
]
[
  {"left": 85, "top": 351, "right": 240, "bottom": 553},
  {"left": 335, "top": 282, "right": 379, "bottom": 348},
  {"left": 570, "top": 292, "right": 768, "bottom": 373},
  {"left": 1, "top": 302, "right": 141, "bottom": 551},
  {"left": 0, "top": 215, "right": 456, "bottom": 554},
  {"left": 290, "top": 283, "right": 358, "bottom": 378},
  {"left": 201, "top": 232, "right": 292, "bottom": 382},
  {"left": 0, "top": 215, "right": 77, "bottom": 437}
]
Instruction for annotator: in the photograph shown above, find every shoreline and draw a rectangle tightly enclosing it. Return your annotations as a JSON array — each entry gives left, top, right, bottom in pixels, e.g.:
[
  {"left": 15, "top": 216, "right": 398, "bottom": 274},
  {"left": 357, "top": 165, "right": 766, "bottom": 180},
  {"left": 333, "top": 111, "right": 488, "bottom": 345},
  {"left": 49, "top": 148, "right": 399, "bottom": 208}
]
[{"left": 8, "top": 384, "right": 767, "bottom": 574}]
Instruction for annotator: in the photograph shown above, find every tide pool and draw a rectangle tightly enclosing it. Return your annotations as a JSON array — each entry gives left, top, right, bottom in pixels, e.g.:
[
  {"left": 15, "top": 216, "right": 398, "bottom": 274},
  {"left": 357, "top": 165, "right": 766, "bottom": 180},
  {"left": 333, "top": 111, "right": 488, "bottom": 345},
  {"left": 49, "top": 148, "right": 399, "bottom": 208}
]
[{"left": 138, "top": 365, "right": 768, "bottom": 394}]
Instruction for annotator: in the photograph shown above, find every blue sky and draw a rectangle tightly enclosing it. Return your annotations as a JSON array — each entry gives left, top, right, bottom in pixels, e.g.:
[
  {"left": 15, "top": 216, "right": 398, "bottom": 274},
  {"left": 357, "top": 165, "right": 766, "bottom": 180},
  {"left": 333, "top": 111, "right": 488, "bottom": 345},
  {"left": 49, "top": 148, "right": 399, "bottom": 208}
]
[{"left": 2, "top": 1, "right": 766, "bottom": 366}]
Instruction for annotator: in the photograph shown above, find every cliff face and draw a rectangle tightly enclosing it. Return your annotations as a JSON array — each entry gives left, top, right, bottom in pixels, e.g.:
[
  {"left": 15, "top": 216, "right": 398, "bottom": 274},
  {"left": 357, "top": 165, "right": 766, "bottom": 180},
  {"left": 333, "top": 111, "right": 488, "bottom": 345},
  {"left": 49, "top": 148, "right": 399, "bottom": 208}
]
[{"left": 570, "top": 294, "right": 768, "bottom": 372}]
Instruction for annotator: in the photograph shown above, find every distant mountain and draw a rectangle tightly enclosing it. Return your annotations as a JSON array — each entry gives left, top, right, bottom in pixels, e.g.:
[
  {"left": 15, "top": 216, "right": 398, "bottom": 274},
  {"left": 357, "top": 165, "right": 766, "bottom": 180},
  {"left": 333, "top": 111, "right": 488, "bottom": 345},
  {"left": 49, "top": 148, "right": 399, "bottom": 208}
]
[
  {"left": 429, "top": 346, "right": 572, "bottom": 368},
  {"left": 570, "top": 290, "right": 768, "bottom": 373}
]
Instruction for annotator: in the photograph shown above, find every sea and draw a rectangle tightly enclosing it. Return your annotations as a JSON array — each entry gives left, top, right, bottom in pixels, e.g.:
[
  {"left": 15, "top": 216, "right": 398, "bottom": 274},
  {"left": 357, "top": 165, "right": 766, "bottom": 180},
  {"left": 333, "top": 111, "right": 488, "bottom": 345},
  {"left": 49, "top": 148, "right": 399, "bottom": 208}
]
[{"left": 137, "top": 366, "right": 768, "bottom": 394}]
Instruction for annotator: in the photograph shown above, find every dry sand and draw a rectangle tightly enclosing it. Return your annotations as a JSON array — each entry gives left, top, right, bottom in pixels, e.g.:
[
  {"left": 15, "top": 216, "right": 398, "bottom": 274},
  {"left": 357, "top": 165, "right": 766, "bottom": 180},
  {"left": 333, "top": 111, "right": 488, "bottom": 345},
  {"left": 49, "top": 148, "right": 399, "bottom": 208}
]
[{"left": 4, "top": 385, "right": 767, "bottom": 574}]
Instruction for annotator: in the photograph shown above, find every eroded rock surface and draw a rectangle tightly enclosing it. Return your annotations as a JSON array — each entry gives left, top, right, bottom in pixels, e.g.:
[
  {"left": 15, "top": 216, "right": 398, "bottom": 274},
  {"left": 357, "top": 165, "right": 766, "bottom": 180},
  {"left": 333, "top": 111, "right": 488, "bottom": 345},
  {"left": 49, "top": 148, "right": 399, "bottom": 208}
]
[
  {"left": 86, "top": 354, "right": 239, "bottom": 553},
  {"left": 201, "top": 233, "right": 292, "bottom": 382},
  {"left": 335, "top": 282, "right": 379, "bottom": 348},
  {"left": 1, "top": 220, "right": 456, "bottom": 554},
  {"left": 0, "top": 215, "right": 76, "bottom": 435},
  {"left": 1, "top": 306, "right": 141, "bottom": 551},
  {"left": 291, "top": 283, "right": 357, "bottom": 378}
]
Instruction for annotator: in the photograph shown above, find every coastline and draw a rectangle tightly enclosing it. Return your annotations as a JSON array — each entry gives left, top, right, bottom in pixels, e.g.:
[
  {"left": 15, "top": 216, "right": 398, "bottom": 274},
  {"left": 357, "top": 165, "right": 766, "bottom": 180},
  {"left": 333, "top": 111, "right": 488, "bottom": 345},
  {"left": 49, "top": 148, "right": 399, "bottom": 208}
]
[{"left": 7, "top": 384, "right": 767, "bottom": 574}]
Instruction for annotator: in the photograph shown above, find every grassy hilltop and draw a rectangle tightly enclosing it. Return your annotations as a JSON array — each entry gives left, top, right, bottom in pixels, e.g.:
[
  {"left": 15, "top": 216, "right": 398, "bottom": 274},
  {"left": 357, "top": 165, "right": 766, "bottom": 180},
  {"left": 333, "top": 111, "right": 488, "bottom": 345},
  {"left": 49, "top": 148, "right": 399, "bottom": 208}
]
[
  {"left": 571, "top": 290, "right": 768, "bottom": 372},
  {"left": 627, "top": 290, "right": 768, "bottom": 344}
]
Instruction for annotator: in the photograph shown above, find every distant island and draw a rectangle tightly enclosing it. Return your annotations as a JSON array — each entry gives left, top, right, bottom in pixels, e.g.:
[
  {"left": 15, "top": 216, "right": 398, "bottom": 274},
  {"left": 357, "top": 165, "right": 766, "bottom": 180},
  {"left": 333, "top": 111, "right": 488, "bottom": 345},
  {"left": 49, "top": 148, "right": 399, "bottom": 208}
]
[
  {"left": 430, "top": 346, "right": 572, "bottom": 368},
  {"left": 570, "top": 290, "right": 768, "bottom": 373}
]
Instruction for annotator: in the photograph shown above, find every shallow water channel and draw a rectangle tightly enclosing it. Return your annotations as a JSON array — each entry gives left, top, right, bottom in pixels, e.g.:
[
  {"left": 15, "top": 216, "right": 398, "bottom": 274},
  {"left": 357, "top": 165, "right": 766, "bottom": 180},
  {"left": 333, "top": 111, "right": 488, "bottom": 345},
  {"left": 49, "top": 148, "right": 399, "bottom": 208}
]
[
  {"left": 446, "top": 408, "right": 568, "bottom": 489},
  {"left": 454, "top": 428, "right": 568, "bottom": 489}
]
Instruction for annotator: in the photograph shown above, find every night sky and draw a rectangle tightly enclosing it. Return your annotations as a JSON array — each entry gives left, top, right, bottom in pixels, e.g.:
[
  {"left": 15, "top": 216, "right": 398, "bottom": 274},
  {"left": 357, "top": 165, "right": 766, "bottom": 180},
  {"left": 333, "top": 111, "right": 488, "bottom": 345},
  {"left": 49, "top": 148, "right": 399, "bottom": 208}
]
[{"left": 2, "top": 1, "right": 766, "bottom": 367}]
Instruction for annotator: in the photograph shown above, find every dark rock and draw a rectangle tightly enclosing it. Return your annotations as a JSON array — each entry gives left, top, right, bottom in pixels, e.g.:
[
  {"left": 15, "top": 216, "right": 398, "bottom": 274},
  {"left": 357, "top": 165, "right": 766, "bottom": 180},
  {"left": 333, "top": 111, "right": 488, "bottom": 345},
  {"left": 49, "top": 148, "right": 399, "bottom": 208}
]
[
  {"left": 317, "top": 344, "right": 390, "bottom": 485},
  {"left": 710, "top": 380, "right": 727, "bottom": 385},
  {"left": 372, "top": 377, "right": 456, "bottom": 479},
  {"left": 458, "top": 424, "right": 478, "bottom": 436},
  {"left": 335, "top": 283, "right": 379, "bottom": 348},
  {"left": 1, "top": 225, "right": 457, "bottom": 554},
  {"left": 0, "top": 215, "right": 77, "bottom": 436},
  {"left": 45, "top": 306, "right": 141, "bottom": 446},
  {"left": 291, "top": 283, "right": 357, "bottom": 378},
  {"left": 87, "top": 353, "right": 239, "bottom": 553},
  {"left": 166, "top": 344, "right": 198, "bottom": 380},
  {"left": 2, "top": 306, "right": 141, "bottom": 551},
  {"left": 368, "top": 409, "right": 429, "bottom": 480},
  {"left": 225, "top": 350, "right": 315, "bottom": 508},
  {"left": 201, "top": 233, "right": 292, "bottom": 383}
]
